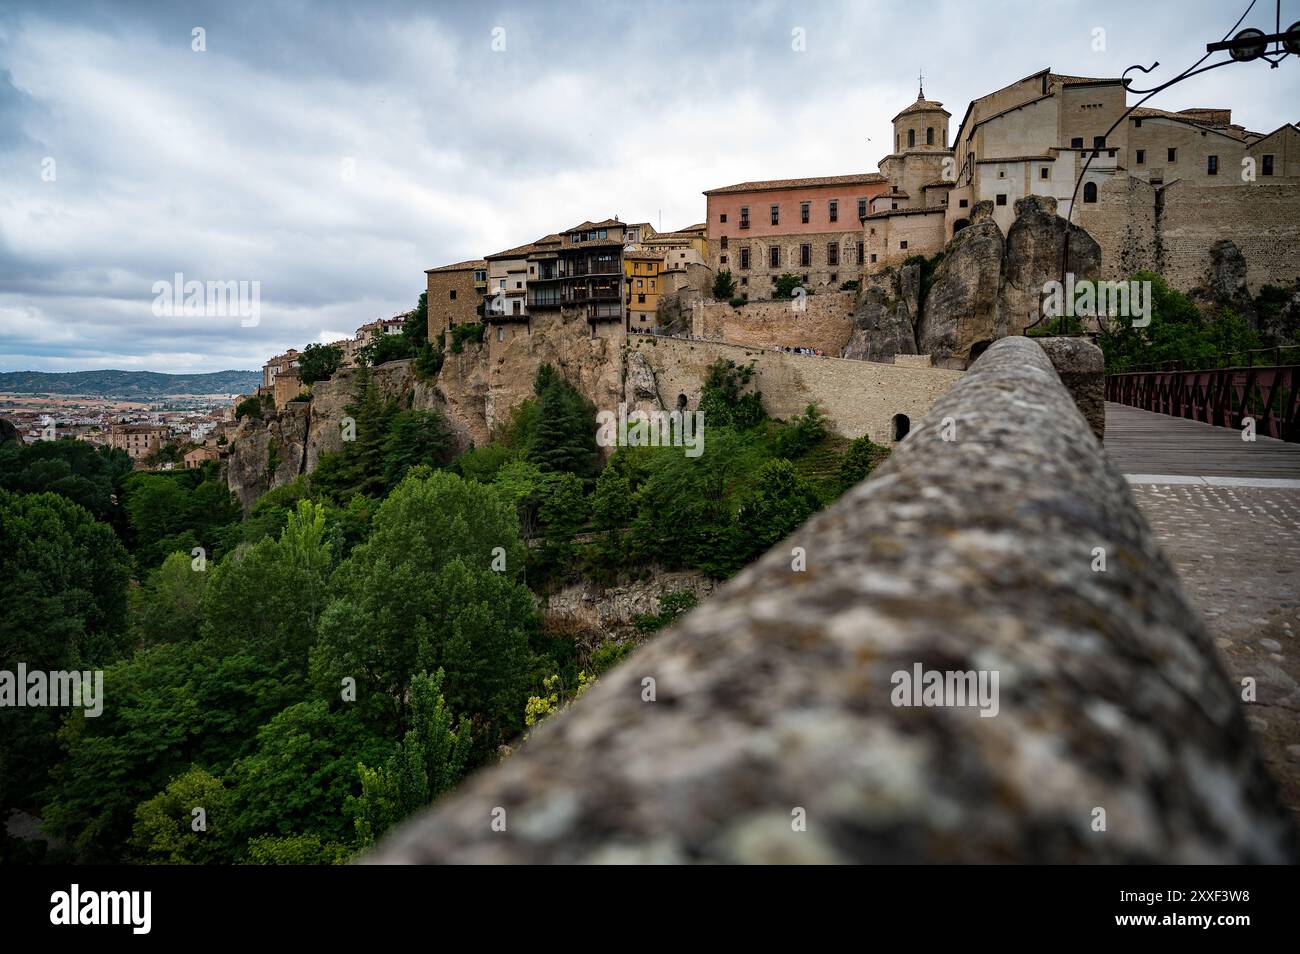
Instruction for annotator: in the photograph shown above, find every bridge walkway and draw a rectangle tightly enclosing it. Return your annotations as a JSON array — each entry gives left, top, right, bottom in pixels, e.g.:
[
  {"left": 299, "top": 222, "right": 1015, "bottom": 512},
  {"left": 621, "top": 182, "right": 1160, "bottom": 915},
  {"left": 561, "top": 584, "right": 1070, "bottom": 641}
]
[{"left": 1105, "top": 401, "right": 1300, "bottom": 819}]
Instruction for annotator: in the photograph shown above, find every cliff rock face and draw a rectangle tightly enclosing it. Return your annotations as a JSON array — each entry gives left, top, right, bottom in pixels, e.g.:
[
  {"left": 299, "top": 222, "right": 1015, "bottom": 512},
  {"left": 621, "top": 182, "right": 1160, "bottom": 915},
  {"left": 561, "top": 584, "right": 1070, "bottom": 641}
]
[
  {"left": 999, "top": 194, "right": 1102, "bottom": 336},
  {"left": 844, "top": 265, "right": 921, "bottom": 361},
  {"left": 919, "top": 201, "right": 1005, "bottom": 368},
  {"left": 1192, "top": 238, "right": 1256, "bottom": 326},
  {"left": 623, "top": 349, "right": 663, "bottom": 416},
  {"left": 543, "top": 570, "right": 717, "bottom": 647},
  {"left": 225, "top": 402, "right": 311, "bottom": 510}
]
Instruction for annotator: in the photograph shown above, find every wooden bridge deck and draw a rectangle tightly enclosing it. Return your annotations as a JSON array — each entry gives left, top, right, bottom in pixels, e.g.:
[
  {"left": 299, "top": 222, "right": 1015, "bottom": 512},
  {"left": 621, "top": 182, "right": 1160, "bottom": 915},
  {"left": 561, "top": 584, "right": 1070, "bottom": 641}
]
[{"left": 1104, "top": 402, "right": 1300, "bottom": 480}]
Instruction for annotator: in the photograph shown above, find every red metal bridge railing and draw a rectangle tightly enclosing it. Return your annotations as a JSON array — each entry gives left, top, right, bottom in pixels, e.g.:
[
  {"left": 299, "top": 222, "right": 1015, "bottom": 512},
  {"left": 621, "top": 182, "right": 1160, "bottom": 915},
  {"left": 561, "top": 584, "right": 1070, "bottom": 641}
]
[{"left": 1105, "top": 363, "right": 1300, "bottom": 442}]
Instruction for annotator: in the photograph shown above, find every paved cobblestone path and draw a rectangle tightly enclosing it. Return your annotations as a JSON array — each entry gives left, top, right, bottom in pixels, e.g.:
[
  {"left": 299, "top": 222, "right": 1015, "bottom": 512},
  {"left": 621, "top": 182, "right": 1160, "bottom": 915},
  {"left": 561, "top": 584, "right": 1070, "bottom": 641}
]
[{"left": 1107, "top": 403, "right": 1300, "bottom": 819}]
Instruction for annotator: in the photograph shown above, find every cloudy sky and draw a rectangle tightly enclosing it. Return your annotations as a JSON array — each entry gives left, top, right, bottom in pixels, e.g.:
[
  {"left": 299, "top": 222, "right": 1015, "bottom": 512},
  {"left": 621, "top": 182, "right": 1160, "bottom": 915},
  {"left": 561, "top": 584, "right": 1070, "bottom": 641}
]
[{"left": 1, "top": 0, "right": 1296, "bottom": 373}]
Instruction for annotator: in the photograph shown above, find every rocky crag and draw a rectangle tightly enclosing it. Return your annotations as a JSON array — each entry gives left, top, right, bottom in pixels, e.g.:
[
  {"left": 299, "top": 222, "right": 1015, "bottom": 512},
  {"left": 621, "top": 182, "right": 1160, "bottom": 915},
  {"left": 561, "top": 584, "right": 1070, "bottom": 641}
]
[{"left": 850, "top": 195, "right": 1102, "bottom": 369}]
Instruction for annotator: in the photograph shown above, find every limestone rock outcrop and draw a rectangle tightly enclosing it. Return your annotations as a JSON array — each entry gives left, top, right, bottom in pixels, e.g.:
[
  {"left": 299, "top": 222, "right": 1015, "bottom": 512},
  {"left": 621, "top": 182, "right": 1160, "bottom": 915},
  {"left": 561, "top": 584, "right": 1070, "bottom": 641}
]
[
  {"left": 918, "top": 200, "right": 1005, "bottom": 368},
  {"left": 844, "top": 266, "right": 920, "bottom": 362},
  {"left": 999, "top": 194, "right": 1102, "bottom": 337},
  {"left": 623, "top": 349, "right": 663, "bottom": 417}
]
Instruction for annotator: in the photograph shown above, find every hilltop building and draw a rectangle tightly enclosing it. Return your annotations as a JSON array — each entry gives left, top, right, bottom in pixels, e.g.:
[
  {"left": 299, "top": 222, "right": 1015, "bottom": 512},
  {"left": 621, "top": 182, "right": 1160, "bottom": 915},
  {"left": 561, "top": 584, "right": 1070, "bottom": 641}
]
[
  {"left": 704, "top": 173, "right": 887, "bottom": 297},
  {"left": 425, "top": 259, "right": 488, "bottom": 342}
]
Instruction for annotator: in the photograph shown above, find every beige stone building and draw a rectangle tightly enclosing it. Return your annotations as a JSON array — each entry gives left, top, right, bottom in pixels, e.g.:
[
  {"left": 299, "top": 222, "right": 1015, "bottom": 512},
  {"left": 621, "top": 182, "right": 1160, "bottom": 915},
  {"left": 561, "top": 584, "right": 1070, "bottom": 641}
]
[
  {"left": 860, "top": 66, "right": 1300, "bottom": 284},
  {"left": 425, "top": 259, "right": 487, "bottom": 342},
  {"left": 864, "top": 86, "right": 956, "bottom": 270},
  {"left": 261, "top": 349, "right": 299, "bottom": 390},
  {"left": 106, "top": 424, "right": 167, "bottom": 460},
  {"left": 184, "top": 446, "right": 220, "bottom": 469}
]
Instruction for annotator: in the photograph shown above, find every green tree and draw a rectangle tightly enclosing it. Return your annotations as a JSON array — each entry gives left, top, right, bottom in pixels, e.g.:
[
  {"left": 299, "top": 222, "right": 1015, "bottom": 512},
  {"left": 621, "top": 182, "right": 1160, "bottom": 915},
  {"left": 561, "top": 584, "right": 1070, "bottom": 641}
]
[
  {"left": 838, "top": 435, "right": 889, "bottom": 492},
  {"left": 0, "top": 438, "right": 131, "bottom": 526},
  {"left": 712, "top": 268, "right": 737, "bottom": 299},
  {"left": 42, "top": 638, "right": 299, "bottom": 861},
  {"left": 131, "top": 550, "right": 208, "bottom": 645},
  {"left": 228, "top": 701, "right": 392, "bottom": 849},
  {"left": 130, "top": 768, "right": 236, "bottom": 864},
  {"left": 310, "top": 470, "right": 535, "bottom": 738},
  {"left": 527, "top": 365, "right": 598, "bottom": 476},
  {"left": 235, "top": 397, "right": 262, "bottom": 420},
  {"left": 202, "top": 501, "right": 333, "bottom": 672},
  {"left": 735, "top": 458, "right": 821, "bottom": 559},
  {"left": 0, "top": 489, "right": 132, "bottom": 828},
  {"left": 773, "top": 273, "right": 803, "bottom": 299},
  {"left": 246, "top": 833, "right": 352, "bottom": 865},
  {"left": 297, "top": 342, "right": 344, "bottom": 385},
  {"left": 350, "top": 669, "right": 472, "bottom": 847},
  {"left": 382, "top": 409, "right": 455, "bottom": 490},
  {"left": 699, "top": 359, "right": 766, "bottom": 430}
]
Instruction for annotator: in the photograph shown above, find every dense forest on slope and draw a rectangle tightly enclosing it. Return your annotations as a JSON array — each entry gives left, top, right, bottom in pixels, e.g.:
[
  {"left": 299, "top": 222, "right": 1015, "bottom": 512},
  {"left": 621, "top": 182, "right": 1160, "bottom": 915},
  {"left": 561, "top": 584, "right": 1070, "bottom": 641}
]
[{"left": 0, "top": 341, "right": 885, "bottom": 864}]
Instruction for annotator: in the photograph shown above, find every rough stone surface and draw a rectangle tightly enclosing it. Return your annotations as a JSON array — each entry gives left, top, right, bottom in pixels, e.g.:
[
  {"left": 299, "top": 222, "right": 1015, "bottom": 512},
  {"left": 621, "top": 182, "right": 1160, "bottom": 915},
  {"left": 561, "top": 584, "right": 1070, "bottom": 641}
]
[
  {"left": 998, "top": 194, "right": 1102, "bottom": 339},
  {"left": 1191, "top": 238, "right": 1256, "bottom": 326},
  {"left": 369, "top": 337, "right": 1297, "bottom": 864},
  {"left": 1127, "top": 483, "right": 1300, "bottom": 824},
  {"left": 543, "top": 570, "right": 717, "bottom": 646},
  {"left": 918, "top": 203, "right": 1004, "bottom": 368},
  {"left": 844, "top": 269, "right": 919, "bottom": 362},
  {"left": 1036, "top": 337, "right": 1105, "bottom": 441},
  {"left": 622, "top": 350, "right": 663, "bottom": 418}
]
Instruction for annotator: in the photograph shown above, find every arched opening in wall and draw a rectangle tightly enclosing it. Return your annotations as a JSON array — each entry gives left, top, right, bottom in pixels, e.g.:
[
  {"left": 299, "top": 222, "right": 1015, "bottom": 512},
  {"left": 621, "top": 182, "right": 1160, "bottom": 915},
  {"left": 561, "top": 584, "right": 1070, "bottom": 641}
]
[
  {"left": 969, "top": 340, "right": 993, "bottom": 362},
  {"left": 891, "top": 413, "right": 911, "bottom": 442},
  {"left": 1083, "top": 181, "right": 1098, "bottom": 204},
  {"left": 952, "top": 218, "right": 969, "bottom": 235},
  {"left": 907, "top": 128, "right": 915, "bottom": 148},
  {"left": 676, "top": 393, "right": 688, "bottom": 411},
  {"left": 926, "top": 127, "right": 934, "bottom": 145}
]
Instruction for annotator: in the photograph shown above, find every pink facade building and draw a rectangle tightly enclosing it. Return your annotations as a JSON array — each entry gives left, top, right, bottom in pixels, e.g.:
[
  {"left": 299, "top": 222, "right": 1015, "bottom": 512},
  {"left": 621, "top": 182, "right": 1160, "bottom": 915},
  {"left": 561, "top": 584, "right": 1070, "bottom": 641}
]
[{"left": 703, "top": 173, "right": 888, "bottom": 297}]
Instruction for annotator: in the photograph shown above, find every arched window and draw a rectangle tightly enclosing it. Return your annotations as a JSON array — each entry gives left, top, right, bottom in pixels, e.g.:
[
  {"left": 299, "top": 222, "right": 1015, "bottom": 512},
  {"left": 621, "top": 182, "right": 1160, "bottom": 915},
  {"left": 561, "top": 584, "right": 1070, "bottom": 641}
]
[
  {"left": 1083, "top": 181, "right": 1098, "bottom": 203},
  {"left": 676, "top": 393, "right": 688, "bottom": 411},
  {"left": 926, "top": 127, "right": 934, "bottom": 145},
  {"left": 907, "top": 128, "right": 915, "bottom": 148},
  {"left": 891, "top": 413, "right": 911, "bottom": 442}
]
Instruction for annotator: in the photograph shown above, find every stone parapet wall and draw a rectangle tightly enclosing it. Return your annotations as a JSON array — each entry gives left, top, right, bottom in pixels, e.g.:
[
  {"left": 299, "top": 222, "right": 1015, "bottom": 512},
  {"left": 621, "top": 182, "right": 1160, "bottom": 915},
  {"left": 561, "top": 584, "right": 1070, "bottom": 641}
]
[
  {"left": 629, "top": 333, "right": 962, "bottom": 444},
  {"left": 368, "top": 336, "right": 1296, "bottom": 864},
  {"left": 691, "top": 291, "right": 855, "bottom": 354}
]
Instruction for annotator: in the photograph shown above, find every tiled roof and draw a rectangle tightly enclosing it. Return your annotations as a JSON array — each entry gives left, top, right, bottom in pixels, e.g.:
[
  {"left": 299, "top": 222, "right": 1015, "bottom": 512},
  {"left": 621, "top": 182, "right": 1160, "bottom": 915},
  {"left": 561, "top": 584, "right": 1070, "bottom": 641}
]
[
  {"left": 892, "top": 92, "right": 950, "bottom": 121},
  {"left": 563, "top": 218, "right": 623, "bottom": 233},
  {"left": 976, "top": 154, "right": 1055, "bottom": 163},
  {"left": 703, "top": 173, "right": 885, "bottom": 195},
  {"left": 1048, "top": 72, "right": 1123, "bottom": 86},
  {"left": 425, "top": 258, "right": 486, "bottom": 273},
  {"left": 1129, "top": 107, "right": 1258, "bottom": 141}
]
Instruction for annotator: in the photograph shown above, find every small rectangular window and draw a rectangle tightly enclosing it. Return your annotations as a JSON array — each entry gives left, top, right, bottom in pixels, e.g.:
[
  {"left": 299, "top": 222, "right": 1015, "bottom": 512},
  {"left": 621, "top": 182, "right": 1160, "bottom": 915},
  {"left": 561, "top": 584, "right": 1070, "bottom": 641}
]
[
  {"left": 1207, "top": 155, "right": 1218, "bottom": 175},
  {"left": 769, "top": 246, "right": 780, "bottom": 268},
  {"left": 1040, "top": 167, "right": 1049, "bottom": 179},
  {"left": 1135, "top": 149, "right": 1145, "bottom": 164},
  {"left": 829, "top": 200, "right": 838, "bottom": 223},
  {"left": 800, "top": 244, "right": 811, "bottom": 267},
  {"left": 1167, "top": 148, "right": 1177, "bottom": 162},
  {"left": 827, "top": 243, "right": 838, "bottom": 266},
  {"left": 870, "top": 254, "right": 877, "bottom": 263},
  {"left": 449, "top": 289, "right": 457, "bottom": 300},
  {"left": 959, "top": 198, "right": 968, "bottom": 208},
  {"left": 1071, "top": 137, "right": 1084, "bottom": 148},
  {"left": 770, "top": 204, "right": 780, "bottom": 225},
  {"left": 1093, "top": 135, "right": 1106, "bottom": 149},
  {"left": 856, "top": 241, "right": 864, "bottom": 263},
  {"left": 996, "top": 194, "right": 1007, "bottom": 206},
  {"left": 720, "top": 213, "right": 727, "bottom": 223},
  {"left": 721, "top": 236, "right": 728, "bottom": 249},
  {"left": 740, "top": 248, "right": 750, "bottom": 269},
  {"left": 1263, "top": 154, "right": 1274, "bottom": 176},
  {"left": 800, "top": 202, "right": 810, "bottom": 224},
  {"left": 900, "top": 240, "right": 908, "bottom": 250},
  {"left": 857, "top": 198, "right": 867, "bottom": 219}
]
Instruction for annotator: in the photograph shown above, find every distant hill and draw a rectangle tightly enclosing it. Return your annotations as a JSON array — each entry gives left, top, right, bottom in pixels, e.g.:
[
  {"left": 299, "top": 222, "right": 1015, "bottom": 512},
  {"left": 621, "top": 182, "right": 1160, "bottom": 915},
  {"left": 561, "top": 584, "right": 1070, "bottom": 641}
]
[{"left": 0, "top": 369, "right": 261, "bottom": 399}]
